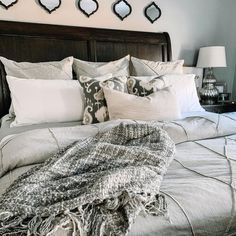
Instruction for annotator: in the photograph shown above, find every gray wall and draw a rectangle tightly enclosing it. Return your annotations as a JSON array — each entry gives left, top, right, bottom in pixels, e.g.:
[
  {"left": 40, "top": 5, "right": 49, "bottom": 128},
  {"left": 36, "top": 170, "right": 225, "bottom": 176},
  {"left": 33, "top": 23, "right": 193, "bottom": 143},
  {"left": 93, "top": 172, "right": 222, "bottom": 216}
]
[{"left": 212, "top": 0, "right": 236, "bottom": 99}]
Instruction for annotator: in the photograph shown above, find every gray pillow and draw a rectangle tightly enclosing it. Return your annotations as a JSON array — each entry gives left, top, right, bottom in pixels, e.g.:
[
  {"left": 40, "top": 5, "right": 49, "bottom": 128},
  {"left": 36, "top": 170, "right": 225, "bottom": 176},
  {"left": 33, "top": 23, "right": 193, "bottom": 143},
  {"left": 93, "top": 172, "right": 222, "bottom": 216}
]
[
  {"left": 78, "top": 75, "right": 127, "bottom": 124},
  {"left": 130, "top": 56, "right": 184, "bottom": 76},
  {"left": 73, "top": 55, "right": 130, "bottom": 78}
]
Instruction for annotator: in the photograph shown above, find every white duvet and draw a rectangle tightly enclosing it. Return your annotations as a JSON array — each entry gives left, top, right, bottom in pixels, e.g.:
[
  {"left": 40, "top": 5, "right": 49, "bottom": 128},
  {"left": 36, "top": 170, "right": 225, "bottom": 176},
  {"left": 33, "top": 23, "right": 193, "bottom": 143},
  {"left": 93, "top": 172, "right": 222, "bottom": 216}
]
[{"left": 0, "top": 112, "right": 236, "bottom": 236}]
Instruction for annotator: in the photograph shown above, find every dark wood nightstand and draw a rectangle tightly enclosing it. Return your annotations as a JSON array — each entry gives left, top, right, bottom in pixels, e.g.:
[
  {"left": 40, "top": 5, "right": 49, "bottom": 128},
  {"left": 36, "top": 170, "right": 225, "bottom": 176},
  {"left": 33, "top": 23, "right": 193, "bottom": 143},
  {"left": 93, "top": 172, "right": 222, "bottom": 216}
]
[{"left": 202, "top": 102, "right": 236, "bottom": 113}]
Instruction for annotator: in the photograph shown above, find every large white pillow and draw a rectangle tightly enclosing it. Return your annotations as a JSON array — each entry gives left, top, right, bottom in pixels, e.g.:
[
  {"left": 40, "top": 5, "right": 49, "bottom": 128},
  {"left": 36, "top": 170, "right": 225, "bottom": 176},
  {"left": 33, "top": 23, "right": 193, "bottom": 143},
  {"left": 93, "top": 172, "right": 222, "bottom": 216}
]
[
  {"left": 0, "top": 56, "right": 74, "bottom": 117},
  {"left": 161, "top": 74, "right": 204, "bottom": 113},
  {"left": 103, "top": 87, "right": 181, "bottom": 121},
  {"left": 7, "top": 76, "right": 84, "bottom": 127},
  {"left": 127, "top": 74, "right": 204, "bottom": 114},
  {"left": 73, "top": 55, "right": 130, "bottom": 78},
  {"left": 131, "top": 56, "right": 184, "bottom": 76}
]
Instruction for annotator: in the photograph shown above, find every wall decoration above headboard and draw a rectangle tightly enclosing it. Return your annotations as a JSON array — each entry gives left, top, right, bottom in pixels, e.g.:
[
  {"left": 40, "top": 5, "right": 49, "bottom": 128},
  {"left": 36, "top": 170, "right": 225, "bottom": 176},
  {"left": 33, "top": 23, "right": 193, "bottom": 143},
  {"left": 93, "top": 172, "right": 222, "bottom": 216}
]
[
  {"left": 0, "top": 0, "right": 18, "bottom": 9},
  {"left": 78, "top": 0, "right": 99, "bottom": 17},
  {"left": 38, "top": 0, "right": 61, "bottom": 14},
  {"left": 144, "top": 2, "right": 162, "bottom": 24},
  {"left": 113, "top": 0, "right": 132, "bottom": 21}
]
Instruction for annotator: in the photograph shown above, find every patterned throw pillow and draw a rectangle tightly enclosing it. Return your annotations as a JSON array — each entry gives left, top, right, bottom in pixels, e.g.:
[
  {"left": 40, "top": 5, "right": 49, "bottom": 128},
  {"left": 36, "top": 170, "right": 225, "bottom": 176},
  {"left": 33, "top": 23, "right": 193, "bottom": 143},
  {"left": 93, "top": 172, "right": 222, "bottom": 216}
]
[
  {"left": 79, "top": 76, "right": 127, "bottom": 124},
  {"left": 127, "top": 76, "right": 166, "bottom": 96}
]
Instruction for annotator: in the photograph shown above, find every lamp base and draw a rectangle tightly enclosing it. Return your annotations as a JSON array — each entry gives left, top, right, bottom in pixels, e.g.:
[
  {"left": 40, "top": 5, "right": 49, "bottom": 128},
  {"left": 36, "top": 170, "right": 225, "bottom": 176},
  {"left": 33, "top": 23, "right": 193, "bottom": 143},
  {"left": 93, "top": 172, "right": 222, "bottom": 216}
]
[{"left": 200, "top": 68, "right": 219, "bottom": 105}]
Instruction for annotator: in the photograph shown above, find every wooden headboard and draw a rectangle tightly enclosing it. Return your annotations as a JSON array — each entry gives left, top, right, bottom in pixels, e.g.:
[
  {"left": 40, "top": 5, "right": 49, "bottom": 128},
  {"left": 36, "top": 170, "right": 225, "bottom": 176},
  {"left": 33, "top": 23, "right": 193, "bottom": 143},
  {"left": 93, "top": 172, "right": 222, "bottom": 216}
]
[{"left": 0, "top": 20, "right": 172, "bottom": 118}]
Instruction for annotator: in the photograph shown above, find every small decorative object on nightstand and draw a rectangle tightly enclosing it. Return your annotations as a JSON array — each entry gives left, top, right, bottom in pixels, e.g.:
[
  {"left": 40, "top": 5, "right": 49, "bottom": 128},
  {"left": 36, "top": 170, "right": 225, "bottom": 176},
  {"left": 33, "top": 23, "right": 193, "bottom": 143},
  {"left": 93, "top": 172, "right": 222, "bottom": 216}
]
[{"left": 197, "top": 46, "right": 227, "bottom": 105}]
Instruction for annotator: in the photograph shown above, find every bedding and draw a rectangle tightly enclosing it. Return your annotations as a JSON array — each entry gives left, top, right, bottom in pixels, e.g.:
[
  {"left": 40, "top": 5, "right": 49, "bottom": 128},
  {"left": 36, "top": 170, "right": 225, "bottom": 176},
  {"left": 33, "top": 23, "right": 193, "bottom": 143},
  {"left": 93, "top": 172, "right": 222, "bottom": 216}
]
[
  {"left": 6, "top": 76, "right": 84, "bottom": 127},
  {"left": 0, "top": 112, "right": 236, "bottom": 235},
  {"left": 103, "top": 86, "right": 181, "bottom": 121},
  {"left": 0, "top": 123, "right": 175, "bottom": 235},
  {"left": 130, "top": 56, "right": 184, "bottom": 76}
]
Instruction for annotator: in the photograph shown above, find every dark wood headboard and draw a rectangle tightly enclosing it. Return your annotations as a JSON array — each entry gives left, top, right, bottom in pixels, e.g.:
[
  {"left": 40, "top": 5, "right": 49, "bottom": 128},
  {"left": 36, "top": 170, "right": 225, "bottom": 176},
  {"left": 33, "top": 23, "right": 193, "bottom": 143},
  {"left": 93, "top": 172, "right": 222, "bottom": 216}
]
[{"left": 0, "top": 20, "right": 172, "bottom": 118}]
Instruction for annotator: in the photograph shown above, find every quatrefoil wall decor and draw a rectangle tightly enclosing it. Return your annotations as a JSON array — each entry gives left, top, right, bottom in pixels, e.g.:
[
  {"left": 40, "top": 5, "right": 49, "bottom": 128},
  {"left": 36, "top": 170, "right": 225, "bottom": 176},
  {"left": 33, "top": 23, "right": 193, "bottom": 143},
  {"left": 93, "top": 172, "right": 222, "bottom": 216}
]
[
  {"left": 144, "top": 2, "right": 162, "bottom": 24},
  {"left": 38, "top": 0, "right": 61, "bottom": 14},
  {"left": 78, "top": 0, "right": 99, "bottom": 17},
  {"left": 113, "top": 0, "right": 132, "bottom": 21},
  {"left": 0, "top": 0, "right": 18, "bottom": 9}
]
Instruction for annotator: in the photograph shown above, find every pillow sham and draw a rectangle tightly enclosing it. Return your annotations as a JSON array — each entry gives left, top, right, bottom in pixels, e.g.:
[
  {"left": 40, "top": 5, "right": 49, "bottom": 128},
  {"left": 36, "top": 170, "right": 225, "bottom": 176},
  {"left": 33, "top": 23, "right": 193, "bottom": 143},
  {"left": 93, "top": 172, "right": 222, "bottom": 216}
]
[
  {"left": 0, "top": 56, "right": 73, "bottom": 80},
  {"left": 7, "top": 76, "right": 84, "bottom": 127},
  {"left": 130, "top": 56, "right": 184, "bottom": 76},
  {"left": 78, "top": 75, "right": 127, "bottom": 125},
  {"left": 73, "top": 55, "right": 130, "bottom": 78},
  {"left": 127, "top": 74, "right": 204, "bottom": 113},
  {"left": 103, "top": 87, "right": 181, "bottom": 121}
]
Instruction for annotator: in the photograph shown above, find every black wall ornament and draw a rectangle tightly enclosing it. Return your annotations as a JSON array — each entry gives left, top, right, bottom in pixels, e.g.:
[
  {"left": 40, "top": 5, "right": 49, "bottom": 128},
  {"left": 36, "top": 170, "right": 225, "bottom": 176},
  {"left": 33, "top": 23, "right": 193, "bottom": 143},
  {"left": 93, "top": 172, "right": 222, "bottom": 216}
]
[
  {"left": 38, "top": 0, "right": 61, "bottom": 14},
  {"left": 78, "top": 0, "right": 99, "bottom": 17},
  {"left": 144, "top": 2, "right": 161, "bottom": 23},
  {"left": 113, "top": 0, "right": 132, "bottom": 21},
  {"left": 0, "top": 0, "right": 18, "bottom": 9}
]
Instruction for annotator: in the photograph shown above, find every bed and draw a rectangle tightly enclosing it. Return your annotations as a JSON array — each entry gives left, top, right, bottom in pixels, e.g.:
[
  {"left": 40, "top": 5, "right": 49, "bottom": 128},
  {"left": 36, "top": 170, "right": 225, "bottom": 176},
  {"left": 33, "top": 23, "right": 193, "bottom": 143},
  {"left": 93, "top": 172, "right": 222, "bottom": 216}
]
[{"left": 0, "top": 20, "right": 235, "bottom": 236}]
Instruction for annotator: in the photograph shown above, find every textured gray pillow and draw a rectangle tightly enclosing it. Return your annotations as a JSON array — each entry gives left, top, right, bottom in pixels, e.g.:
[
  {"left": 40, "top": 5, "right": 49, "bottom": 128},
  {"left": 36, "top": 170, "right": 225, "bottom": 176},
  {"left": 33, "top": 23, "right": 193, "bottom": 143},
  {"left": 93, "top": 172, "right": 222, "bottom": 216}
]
[
  {"left": 0, "top": 56, "right": 73, "bottom": 80},
  {"left": 78, "top": 75, "right": 127, "bottom": 124},
  {"left": 73, "top": 55, "right": 130, "bottom": 78}
]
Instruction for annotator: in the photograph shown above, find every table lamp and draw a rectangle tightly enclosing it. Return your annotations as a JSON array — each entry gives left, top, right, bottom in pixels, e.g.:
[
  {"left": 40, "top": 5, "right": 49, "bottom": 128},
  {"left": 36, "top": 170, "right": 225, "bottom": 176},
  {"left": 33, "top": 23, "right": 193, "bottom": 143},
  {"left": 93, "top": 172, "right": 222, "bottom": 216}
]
[{"left": 197, "top": 46, "right": 227, "bottom": 105}]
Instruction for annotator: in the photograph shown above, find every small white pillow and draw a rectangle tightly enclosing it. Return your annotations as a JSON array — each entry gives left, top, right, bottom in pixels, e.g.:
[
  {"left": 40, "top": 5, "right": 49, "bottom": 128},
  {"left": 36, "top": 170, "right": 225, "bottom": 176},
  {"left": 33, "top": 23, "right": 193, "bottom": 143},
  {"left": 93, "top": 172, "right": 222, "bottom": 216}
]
[
  {"left": 7, "top": 76, "right": 84, "bottom": 127},
  {"left": 73, "top": 55, "right": 130, "bottom": 78},
  {"left": 131, "top": 56, "right": 184, "bottom": 76},
  {"left": 103, "top": 87, "right": 181, "bottom": 121}
]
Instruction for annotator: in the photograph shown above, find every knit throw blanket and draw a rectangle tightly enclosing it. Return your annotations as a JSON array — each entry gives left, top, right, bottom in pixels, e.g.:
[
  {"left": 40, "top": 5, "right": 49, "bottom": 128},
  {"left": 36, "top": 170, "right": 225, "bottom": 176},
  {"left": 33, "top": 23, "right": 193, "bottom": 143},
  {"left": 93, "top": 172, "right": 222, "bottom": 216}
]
[{"left": 0, "top": 123, "right": 175, "bottom": 236}]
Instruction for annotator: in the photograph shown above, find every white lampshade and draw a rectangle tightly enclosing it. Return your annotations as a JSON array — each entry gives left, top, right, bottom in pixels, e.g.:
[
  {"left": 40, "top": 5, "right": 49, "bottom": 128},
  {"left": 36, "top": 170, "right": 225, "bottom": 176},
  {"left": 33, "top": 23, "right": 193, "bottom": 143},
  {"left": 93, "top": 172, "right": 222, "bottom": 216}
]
[{"left": 197, "top": 46, "right": 227, "bottom": 68}]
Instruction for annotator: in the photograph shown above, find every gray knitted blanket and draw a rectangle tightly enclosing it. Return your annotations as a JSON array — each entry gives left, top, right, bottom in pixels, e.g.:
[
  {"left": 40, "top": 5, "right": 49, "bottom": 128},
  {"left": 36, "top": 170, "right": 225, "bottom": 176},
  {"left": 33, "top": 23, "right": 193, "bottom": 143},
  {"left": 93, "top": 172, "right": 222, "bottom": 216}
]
[{"left": 0, "top": 123, "right": 175, "bottom": 236}]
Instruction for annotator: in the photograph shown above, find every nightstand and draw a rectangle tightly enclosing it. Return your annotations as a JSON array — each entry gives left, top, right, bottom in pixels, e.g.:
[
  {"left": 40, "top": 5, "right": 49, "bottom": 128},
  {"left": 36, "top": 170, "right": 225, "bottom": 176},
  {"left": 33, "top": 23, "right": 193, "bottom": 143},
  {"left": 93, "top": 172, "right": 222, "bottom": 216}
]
[{"left": 202, "top": 102, "right": 236, "bottom": 113}]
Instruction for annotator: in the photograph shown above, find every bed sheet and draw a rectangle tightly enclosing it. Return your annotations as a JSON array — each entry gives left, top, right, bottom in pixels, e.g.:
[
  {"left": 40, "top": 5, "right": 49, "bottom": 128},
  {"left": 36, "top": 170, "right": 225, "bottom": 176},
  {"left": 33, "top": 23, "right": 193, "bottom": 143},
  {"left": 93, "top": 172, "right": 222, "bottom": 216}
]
[{"left": 0, "top": 112, "right": 236, "bottom": 235}]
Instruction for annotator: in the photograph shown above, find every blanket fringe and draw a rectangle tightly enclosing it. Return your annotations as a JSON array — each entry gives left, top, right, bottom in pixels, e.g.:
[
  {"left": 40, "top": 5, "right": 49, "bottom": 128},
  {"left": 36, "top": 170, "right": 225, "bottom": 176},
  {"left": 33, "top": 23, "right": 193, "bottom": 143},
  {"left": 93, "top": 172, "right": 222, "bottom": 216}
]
[{"left": 0, "top": 193, "right": 169, "bottom": 236}]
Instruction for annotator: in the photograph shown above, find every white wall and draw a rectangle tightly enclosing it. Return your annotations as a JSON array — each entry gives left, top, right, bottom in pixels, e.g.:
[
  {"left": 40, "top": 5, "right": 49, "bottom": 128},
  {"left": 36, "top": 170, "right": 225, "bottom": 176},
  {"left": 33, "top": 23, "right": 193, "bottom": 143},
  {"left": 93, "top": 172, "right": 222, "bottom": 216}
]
[
  {"left": 1, "top": 0, "right": 235, "bottom": 96},
  {"left": 0, "top": 0, "right": 222, "bottom": 65}
]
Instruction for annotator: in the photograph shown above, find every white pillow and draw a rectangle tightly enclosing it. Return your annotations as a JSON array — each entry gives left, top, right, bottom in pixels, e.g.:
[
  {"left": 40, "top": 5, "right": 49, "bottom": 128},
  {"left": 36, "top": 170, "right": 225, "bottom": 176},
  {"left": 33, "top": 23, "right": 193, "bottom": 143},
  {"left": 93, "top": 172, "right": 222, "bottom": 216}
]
[
  {"left": 73, "top": 55, "right": 130, "bottom": 78},
  {"left": 103, "top": 87, "right": 181, "bottom": 121},
  {"left": 161, "top": 74, "right": 204, "bottom": 113},
  {"left": 131, "top": 56, "right": 184, "bottom": 76},
  {"left": 0, "top": 56, "right": 74, "bottom": 117},
  {"left": 7, "top": 76, "right": 84, "bottom": 127}
]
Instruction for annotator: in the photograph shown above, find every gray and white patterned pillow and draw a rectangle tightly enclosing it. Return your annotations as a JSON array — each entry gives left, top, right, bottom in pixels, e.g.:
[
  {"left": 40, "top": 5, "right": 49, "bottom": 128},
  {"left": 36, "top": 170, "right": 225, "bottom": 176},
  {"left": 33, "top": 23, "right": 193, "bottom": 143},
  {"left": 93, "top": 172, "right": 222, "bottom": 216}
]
[
  {"left": 127, "top": 76, "right": 166, "bottom": 96},
  {"left": 79, "top": 75, "right": 127, "bottom": 124}
]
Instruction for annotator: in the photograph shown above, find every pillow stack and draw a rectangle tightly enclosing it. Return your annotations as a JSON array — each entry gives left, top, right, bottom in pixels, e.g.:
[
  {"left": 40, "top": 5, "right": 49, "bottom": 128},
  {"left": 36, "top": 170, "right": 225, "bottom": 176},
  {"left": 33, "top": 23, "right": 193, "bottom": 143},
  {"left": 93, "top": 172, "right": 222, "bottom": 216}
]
[{"left": 1, "top": 55, "right": 204, "bottom": 127}]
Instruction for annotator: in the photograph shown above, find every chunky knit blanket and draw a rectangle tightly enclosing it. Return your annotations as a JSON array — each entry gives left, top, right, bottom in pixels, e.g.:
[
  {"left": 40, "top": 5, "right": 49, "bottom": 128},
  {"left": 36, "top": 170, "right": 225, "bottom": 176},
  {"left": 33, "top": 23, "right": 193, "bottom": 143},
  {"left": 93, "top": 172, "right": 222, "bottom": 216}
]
[{"left": 0, "top": 123, "right": 175, "bottom": 236}]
